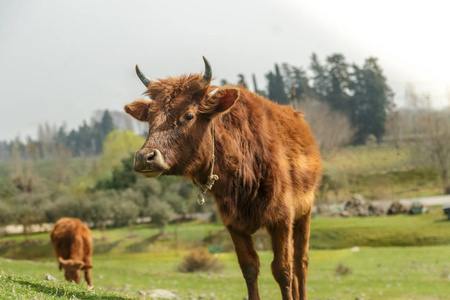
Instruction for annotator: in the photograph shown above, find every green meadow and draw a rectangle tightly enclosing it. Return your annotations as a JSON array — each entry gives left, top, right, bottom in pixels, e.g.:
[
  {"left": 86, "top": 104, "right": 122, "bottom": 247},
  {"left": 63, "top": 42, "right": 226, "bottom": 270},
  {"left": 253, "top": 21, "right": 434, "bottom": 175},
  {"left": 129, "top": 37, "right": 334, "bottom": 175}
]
[
  {"left": 1, "top": 246, "right": 450, "bottom": 299},
  {"left": 1, "top": 206, "right": 449, "bottom": 299}
]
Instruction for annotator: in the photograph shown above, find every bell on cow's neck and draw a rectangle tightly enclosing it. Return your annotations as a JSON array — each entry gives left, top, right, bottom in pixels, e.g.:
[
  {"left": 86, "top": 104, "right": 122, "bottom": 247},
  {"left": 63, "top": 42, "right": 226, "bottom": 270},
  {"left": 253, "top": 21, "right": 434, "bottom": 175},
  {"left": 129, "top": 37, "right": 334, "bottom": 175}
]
[{"left": 197, "top": 193, "right": 205, "bottom": 205}]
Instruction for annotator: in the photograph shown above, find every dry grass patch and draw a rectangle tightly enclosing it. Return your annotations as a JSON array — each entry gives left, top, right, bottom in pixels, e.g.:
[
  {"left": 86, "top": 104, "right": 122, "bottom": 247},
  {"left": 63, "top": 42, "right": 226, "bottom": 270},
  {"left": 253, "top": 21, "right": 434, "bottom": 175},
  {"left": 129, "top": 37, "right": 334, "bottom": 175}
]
[{"left": 178, "top": 248, "right": 225, "bottom": 273}]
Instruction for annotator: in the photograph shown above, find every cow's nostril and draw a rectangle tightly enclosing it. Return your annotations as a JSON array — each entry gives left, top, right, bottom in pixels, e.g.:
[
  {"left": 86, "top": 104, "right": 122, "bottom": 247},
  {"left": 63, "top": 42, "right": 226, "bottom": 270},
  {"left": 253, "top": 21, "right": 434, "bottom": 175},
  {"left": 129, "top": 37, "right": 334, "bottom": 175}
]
[{"left": 146, "top": 151, "right": 156, "bottom": 162}]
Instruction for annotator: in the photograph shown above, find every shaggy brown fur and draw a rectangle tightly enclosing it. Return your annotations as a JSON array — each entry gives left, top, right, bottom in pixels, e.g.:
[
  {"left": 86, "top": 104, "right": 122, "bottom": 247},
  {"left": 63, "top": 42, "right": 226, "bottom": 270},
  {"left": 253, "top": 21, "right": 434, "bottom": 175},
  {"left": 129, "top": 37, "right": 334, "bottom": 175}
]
[
  {"left": 125, "top": 62, "right": 322, "bottom": 300},
  {"left": 50, "top": 217, "right": 93, "bottom": 286}
]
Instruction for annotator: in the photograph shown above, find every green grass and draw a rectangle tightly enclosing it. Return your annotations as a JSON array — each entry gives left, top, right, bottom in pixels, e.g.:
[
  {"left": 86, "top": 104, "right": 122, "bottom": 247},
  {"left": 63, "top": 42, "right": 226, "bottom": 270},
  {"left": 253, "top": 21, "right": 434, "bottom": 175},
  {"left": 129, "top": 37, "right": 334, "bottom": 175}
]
[
  {"left": 1, "top": 246, "right": 450, "bottom": 299},
  {"left": 0, "top": 221, "right": 223, "bottom": 260},
  {"left": 0, "top": 273, "right": 139, "bottom": 299},
  {"left": 1, "top": 207, "right": 449, "bottom": 260},
  {"left": 1, "top": 211, "right": 449, "bottom": 298}
]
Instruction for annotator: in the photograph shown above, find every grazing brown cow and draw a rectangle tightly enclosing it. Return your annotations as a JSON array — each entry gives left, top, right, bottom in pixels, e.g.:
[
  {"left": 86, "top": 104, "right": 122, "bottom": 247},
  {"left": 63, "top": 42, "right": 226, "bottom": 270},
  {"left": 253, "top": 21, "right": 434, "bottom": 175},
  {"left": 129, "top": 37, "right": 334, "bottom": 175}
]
[
  {"left": 50, "top": 217, "right": 93, "bottom": 286},
  {"left": 124, "top": 57, "right": 322, "bottom": 300}
]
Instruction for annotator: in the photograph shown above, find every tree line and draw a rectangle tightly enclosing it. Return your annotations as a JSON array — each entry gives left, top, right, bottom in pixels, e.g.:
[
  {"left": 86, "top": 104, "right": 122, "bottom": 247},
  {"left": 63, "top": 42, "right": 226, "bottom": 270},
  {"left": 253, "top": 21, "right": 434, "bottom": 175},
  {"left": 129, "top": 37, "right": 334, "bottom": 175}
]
[
  {"left": 0, "top": 110, "right": 115, "bottom": 161},
  {"left": 224, "top": 53, "right": 394, "bottom": 145}
]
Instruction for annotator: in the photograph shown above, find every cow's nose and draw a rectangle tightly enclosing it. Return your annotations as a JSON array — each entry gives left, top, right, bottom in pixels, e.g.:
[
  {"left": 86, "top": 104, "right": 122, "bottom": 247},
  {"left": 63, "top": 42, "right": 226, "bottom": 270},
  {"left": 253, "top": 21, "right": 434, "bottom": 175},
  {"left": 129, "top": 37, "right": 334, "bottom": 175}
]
[{"left": 134, "top": 149, "right": 163, "bottom": 172}]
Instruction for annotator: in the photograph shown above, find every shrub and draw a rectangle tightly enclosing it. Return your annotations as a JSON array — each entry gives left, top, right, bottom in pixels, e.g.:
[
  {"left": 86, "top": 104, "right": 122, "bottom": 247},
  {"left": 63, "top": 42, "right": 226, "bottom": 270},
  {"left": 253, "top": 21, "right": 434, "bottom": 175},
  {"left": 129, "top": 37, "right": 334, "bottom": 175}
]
[
  {"left": 178, "top": 248, "right": 224, "bottom": 273},
  {"left": 335, "top": 263, "right": 353, "bottom": 276}
]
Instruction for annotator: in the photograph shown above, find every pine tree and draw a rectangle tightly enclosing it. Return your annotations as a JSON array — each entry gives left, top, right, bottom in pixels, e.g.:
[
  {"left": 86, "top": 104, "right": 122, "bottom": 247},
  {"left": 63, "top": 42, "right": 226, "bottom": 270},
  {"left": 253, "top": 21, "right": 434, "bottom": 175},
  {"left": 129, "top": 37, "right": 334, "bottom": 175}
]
[
  {"left": 100, "top": 110, "right": 115, "bottom": 136},
  {"left": 310, "top": 53, "right": 328, "bottom": 99},
  {"left": 55, "top": 127, "right": 67, "bottom": 146},
  {"left": 350, "top": 58, "right": 394, "bottom": 144},
  {"left": 237, "top": 74, "right": 248, "bottom": 89},
  {"left": 252, "top": 74, "right": 266, "bottom": 97},
  {"left": 282, "top": 63, "right": 313, "bottom": 101},
  {"left": 325, "top": 54, "right": 351, "bottom": 113},
  {"left": 266, "top": 64, "right": 290, "bottom": 105},
  {"left": 252, "top": 74, "right": 259, "bottom": 94}
]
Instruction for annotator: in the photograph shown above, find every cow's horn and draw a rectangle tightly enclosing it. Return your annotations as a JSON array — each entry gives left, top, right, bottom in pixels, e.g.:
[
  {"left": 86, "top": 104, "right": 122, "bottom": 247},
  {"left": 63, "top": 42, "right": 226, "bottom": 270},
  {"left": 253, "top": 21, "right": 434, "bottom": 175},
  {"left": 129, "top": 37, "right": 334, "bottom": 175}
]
[
  {"left": 135, "top": 65, "right": 151, "bottom": 87},
  {"left": 58, "top": 257, "right": 67, "bottom": 264},
  {"left": 202, "top": 56, "right": 212, "bottom": 86}
]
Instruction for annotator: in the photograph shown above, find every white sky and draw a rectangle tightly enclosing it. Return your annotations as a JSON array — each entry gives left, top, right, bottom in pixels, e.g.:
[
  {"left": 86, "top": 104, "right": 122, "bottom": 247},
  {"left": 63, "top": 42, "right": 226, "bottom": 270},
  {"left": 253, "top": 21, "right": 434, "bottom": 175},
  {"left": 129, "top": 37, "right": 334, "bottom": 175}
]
[{"left": 1, "top": 0, "right": 449, "bottom": 141}]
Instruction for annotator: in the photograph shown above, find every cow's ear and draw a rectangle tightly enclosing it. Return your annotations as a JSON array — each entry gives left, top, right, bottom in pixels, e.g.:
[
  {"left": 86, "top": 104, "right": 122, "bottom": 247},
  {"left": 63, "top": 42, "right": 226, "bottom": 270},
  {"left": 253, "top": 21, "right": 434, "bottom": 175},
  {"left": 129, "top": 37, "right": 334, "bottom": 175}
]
[
  {"left": 124, "top": 99, "right": 151, "bottom": 122},
  {"left": 200, "top": 87, "right": 240, "bottom": 116}
]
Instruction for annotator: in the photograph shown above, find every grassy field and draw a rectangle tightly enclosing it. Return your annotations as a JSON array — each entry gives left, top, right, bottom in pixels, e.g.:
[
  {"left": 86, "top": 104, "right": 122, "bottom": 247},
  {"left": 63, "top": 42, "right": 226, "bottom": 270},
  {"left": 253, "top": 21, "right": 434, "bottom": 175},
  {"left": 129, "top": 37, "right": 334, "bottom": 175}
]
[
  {"left": 1, "top": 246, "right": 450, "bottom": 299},
  {"left": 0, "top": 208, "right": 449, "bottom": 299}
]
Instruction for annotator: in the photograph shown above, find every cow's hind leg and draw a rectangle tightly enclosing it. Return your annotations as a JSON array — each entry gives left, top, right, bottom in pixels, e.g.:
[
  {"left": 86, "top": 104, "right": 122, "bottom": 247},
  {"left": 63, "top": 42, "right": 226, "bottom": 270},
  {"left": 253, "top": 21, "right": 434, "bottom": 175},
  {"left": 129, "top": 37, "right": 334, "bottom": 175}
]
[
  {"left": 292, "top": 212, "right": 312, "bottom": 300},
  {"left": 227, "top": 226, "right": 260, "bottom": 300},
  {"left": 267, "top": 223, "right": 294, "bottom": 300}
]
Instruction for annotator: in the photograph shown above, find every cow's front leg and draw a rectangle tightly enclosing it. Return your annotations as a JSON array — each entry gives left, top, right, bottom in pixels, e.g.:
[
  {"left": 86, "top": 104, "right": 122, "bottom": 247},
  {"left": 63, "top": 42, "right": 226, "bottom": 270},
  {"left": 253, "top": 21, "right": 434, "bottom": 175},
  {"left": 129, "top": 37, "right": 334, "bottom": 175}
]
[
  {"left": 227, "top": 226, "right": 260, "bottom": 300},
  {"left": 85, "top": 269, "right": 92, "bottom": 286},
  {"left": 83, "top": 257, "right": 93, "bottom": 287}
]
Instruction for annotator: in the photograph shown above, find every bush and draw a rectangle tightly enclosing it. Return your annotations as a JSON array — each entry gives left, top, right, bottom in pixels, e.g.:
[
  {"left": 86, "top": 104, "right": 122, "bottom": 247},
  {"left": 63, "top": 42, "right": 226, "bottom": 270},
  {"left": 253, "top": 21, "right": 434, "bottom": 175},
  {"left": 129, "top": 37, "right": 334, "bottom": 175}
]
[
  {"left": 319, "top": 165, "right": 349, "bottom": 202},
  {"left": 178, "top": 248, "right": 224, "bottom": 273},
  {"left": 149, "top": 200, "right": 176, "bottom": 233},
  {"left": 335, "top": 263, "right": 353, "bottom": 276}
]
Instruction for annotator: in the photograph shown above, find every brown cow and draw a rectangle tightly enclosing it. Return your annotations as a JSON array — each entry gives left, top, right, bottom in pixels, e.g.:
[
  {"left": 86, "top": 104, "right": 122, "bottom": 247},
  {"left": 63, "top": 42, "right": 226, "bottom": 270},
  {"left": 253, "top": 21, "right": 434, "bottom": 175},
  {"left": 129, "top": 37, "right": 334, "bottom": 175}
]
[
  {"left": 50, "top": 217, "right": 93, "bottom": 286},
  {"left": 124, "top": 57, "right": 322, "bottom": 300}
]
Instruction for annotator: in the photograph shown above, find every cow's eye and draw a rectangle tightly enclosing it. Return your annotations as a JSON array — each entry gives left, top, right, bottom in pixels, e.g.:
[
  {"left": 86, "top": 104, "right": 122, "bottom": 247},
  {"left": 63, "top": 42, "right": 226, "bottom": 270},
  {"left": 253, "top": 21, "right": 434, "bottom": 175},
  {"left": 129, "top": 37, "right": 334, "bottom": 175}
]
[{"left": 184, "top": 113, "right": 194, "bottom": 121}]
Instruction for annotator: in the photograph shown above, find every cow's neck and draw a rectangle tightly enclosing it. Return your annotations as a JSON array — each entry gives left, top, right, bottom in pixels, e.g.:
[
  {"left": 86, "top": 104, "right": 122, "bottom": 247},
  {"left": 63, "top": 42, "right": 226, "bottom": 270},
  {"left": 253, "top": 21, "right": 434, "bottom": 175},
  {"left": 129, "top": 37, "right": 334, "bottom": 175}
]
[{"left": 192, "top": 121, "right": 218, "bottom": 205}]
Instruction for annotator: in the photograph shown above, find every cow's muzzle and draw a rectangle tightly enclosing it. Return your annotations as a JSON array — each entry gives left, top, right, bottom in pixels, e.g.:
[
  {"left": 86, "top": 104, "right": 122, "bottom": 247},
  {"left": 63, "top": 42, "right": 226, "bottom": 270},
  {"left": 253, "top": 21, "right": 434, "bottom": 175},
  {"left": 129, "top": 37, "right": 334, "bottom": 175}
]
[{"left": 134, "top": 148, "right": 168, "bottom": 177}]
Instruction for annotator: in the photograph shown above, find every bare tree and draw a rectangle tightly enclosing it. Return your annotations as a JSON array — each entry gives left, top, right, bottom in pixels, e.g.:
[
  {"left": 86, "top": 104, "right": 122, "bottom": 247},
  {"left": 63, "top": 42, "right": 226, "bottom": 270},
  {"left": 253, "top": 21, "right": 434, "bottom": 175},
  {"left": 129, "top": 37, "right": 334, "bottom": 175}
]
[
  {"left": 295, "top": 97, "right": 354, "bottom": 157},
  {"left": 385, "top": 107, "right": 402, "bottom": 150},
  {"left": 402, "top": 85, "right": 450, "bottom": 194},
  {"left": 417, "top": 107, "right": 450, "bottom": 194}
]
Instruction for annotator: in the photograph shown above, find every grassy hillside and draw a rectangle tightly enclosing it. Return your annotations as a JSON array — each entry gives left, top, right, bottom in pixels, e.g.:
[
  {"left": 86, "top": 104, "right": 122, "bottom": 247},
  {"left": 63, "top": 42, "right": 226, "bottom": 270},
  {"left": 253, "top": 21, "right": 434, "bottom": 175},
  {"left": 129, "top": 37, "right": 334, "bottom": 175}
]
[
  {"left": 323, "top": 144, "right": 443, "bottom": 200},
  {"left": 1, "top": 246, "right": 450, "bottom": 299}
]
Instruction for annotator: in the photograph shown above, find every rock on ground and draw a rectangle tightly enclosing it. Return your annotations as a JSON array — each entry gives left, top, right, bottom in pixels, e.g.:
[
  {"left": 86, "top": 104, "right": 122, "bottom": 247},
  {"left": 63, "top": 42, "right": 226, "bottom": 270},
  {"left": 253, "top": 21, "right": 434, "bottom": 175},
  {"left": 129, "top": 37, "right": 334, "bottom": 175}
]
[
  {"left": 147, "top": 289, "right": 179, "bottom": 299},
  {"left": 45, "top": 274, "right": 57, "bottom": 281}
]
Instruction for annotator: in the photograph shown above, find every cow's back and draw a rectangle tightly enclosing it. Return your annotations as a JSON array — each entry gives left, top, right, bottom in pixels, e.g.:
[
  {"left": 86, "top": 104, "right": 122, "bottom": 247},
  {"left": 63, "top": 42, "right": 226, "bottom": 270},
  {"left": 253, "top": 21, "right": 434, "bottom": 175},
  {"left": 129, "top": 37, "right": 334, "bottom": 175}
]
[{"left": 51, "top": 218, "right": 92, "bottom": 262}]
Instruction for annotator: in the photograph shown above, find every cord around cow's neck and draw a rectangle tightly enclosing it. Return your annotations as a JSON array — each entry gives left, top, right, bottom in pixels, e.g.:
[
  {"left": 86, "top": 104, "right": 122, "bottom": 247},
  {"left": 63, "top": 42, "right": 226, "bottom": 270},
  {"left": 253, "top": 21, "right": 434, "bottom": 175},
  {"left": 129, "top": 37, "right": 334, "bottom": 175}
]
[{"left": 192, "top": 121, "right": 219, "bottom": 205}]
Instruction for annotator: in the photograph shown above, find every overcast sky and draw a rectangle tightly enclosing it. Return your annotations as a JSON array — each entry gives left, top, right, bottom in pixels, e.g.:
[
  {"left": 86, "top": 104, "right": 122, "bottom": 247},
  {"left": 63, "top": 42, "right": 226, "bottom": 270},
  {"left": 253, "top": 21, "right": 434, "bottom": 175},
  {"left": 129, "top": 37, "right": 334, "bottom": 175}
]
[{"left": 1, "top": 0, "right": 449, "bottom": 141}]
